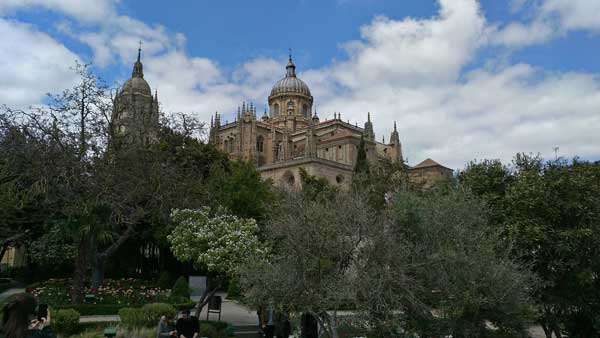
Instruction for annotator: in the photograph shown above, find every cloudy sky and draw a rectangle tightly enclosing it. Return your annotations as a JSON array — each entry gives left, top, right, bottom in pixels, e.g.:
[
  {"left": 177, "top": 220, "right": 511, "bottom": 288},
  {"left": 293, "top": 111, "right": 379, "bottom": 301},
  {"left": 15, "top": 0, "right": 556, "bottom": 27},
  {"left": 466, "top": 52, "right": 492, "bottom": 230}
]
[{"left": 1, "top": 0, "right": 599, "bottom": 169}]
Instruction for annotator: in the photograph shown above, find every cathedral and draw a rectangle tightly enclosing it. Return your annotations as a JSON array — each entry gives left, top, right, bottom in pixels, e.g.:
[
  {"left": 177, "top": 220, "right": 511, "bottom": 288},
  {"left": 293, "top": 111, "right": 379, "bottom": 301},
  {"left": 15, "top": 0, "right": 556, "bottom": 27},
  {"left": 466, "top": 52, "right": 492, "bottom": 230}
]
[{"left": 114, "top": 49, "right": 453, "bottom": 189}]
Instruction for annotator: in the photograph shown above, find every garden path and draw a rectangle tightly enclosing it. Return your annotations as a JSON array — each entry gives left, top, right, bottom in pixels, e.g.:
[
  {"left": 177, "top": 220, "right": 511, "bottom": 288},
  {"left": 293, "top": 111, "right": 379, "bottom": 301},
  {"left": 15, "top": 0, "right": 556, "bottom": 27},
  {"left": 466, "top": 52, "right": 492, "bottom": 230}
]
[{"left": 0, "top": 287, "right": 25, "bottom": 302}]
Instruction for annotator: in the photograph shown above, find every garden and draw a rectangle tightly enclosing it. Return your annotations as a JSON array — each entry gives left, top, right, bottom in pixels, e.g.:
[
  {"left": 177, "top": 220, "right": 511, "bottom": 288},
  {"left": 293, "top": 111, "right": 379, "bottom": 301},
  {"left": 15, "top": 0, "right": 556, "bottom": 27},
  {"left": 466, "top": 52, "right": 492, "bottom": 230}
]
[{"left": 24, "top": 277, "right": 195, "bottom": 315}]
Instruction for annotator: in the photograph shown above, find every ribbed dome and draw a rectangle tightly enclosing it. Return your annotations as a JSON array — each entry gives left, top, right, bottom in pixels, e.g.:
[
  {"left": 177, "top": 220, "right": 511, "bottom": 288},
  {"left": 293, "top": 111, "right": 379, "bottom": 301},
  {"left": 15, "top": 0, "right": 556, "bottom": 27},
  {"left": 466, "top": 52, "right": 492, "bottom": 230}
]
[
  {"left": 270, "top": 76, "right": 311, "bottom": 97},
  {"left": 122, "top": 77, "right": 151, "bottom": 96},
  {"left": 269, "top": 56, "right": 312, "bottom": 97}
]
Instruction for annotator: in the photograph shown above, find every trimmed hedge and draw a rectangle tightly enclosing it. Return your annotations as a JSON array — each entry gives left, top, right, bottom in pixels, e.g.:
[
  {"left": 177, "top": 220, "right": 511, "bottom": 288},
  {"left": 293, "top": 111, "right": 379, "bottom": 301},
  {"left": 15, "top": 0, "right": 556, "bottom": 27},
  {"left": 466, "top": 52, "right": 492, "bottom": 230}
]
[
  {"left": 119, "top": 303, "right": 177, "bottom": 328},
  {"left": 53, "top": 301, "right": 195, "bottom": 316},
  {"left": 53, "top": 308, "right": 81, "bottom": 335}
]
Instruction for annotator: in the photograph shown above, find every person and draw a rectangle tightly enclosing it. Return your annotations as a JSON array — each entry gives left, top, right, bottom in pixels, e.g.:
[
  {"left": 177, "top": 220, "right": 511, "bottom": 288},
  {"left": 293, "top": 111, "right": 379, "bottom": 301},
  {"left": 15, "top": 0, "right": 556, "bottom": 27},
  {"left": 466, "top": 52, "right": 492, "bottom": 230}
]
[
  {"left": 156, "top": 315, "right": 176, "bottom": 338},
  {"left": 1, "top": 293, "right": 55, "bottom": 338},
  {"left": 175, "top": 310, "right": 199, "bottom": 338}
]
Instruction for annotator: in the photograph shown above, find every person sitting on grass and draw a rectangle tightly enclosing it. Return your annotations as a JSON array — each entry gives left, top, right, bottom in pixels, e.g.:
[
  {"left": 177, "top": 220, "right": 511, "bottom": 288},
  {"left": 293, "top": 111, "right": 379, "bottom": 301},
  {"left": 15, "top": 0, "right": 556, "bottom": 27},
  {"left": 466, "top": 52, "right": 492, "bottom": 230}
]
[
  {"left": 157, "top": 315, "right": 177, "bottom": 338},
  {"left": 175, "top": 310, "right": 199, "bottom": 338},
  {"left": 1, "top": 293, "right": 55, "bottom": 338}
]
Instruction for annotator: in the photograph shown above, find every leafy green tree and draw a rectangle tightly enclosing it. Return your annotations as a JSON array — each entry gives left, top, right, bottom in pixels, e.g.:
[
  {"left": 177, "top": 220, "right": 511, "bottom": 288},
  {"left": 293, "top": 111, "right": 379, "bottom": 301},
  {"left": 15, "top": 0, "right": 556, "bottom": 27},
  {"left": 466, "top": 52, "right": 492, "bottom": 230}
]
[
  {"left": 215, "top": 160, "right": 273, "bottom": 221},
  {"left": 168, "top": 207, "right": 267, "bottom": 316},
  {"left": 458, "top": 159, "right": 513, "bottom": 225},
  {"left": 505, "top": 157, "right": 600, "bottom": 338},
  {"left": 241, "top": 190, "right": 373, "bottom": 338}
]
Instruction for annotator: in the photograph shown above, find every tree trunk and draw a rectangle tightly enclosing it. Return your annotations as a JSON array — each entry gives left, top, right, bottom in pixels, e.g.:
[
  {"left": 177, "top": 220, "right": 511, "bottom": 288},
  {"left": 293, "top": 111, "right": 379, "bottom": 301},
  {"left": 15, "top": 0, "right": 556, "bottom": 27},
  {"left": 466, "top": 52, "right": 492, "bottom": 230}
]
[
  {"left": 194, "top": 286, "right": 220, "bottom": 318},
  {"left": 328, "top": 311, "right": 339, "bottom": 338},
  {"left": 71, "top": 239, "right": 88, "bottom": 304},
  {"left": 91, "top": 256, "right": 105, "bottom": 289}
]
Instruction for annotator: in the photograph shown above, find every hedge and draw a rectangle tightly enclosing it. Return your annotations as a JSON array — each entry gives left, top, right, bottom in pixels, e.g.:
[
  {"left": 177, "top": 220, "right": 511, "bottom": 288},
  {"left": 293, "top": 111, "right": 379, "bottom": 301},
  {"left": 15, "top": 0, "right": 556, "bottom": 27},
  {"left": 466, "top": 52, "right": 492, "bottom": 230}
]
[
  {"left": 53, "top": 309, "right": 81, "bottom": 335},
  {"left": 53, "top": 301, "right": 195, "bottom": 316}
]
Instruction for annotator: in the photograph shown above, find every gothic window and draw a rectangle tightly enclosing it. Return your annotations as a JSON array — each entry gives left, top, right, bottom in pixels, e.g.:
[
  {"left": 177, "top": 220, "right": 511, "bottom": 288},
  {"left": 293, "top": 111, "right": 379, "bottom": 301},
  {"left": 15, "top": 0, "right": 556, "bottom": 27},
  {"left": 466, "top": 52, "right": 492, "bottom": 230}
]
[
  {"left": 224, "top": 140, "right": 228, "bottom": 152},
  {"left": 256, "top": 135, "right": 264, "bottom": 153},
  {"left": 302, "top": 104, "right": 308, "bottom": 118},
  {"left": 273, "top": 104, "right": 280, "bottom": 117}
]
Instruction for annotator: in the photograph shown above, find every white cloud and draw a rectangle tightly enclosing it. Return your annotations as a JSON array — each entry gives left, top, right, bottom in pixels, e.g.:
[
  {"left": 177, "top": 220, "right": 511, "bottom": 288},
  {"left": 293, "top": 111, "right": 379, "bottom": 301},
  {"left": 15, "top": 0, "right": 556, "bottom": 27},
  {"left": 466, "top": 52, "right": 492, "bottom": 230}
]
[
  {"left": 0, "top": 0, "right": 117, "bottom": 23},
  {"left": 494, "top": 0, "right": 600, "bottom": 48},
  {"left": 2, "top": 0, "right": 599, "bottom": 169},
  {"left": 0, "top": 18, "right": 79, "bottom": 109}
]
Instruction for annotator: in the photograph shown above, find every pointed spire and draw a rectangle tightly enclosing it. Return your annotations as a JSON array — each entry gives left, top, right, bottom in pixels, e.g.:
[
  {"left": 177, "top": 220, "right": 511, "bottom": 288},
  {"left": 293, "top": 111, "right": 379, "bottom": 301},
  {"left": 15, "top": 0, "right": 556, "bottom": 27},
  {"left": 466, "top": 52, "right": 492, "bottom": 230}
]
[
  {"left": 368, "top": 112, "right": 371, "bottom": 122},
  {"left": 132, "top": 42, "right": 144, "bottom": 78},
  {"left": 394, "top": 121, "right": 397, "bottom": 131},
  {"left": 242, "top": 101, "right": 246, "bottom": 113},
  {"left": 286, "top": 49, "right": 296, "bottom": 78},
  {"left": 154, "top": 89, "right": 158, "bottom": 101}
]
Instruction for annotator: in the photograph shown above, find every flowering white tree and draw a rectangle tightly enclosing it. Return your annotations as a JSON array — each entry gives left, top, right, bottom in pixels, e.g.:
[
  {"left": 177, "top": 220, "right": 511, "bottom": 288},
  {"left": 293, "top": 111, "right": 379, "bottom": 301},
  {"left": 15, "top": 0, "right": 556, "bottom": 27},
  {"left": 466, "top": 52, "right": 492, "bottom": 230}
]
[{"left": 168, "top": 207, "right": 267, "bottom": 316}]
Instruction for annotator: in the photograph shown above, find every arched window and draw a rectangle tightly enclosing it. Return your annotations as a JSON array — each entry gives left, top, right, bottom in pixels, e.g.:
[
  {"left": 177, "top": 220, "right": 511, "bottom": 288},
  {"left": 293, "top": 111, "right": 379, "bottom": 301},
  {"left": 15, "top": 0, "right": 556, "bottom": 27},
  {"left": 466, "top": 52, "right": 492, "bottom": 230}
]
[
  {"left": 224, "top": 140, "right": 228, "bottom": 152},
  {"left": 302, "top": 104, "right": 308, "bottom": 118},
  {"left": 256, "top": 135, "right": 264, "bottom": 153},
  {"left": 273, "top": 104, "right": 280, "bottom": 117}
]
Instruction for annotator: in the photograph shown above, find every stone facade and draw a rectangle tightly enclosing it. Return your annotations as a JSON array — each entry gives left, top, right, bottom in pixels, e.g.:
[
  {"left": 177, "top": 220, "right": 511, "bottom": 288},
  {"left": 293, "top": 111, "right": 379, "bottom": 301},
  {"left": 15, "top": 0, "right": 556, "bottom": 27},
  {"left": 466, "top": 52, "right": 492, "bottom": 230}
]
[
  {"left": 113, "top": 50, "right": 452, "bottom": 189},
  {"left": 208, "top": 56, "right": 435, "bottom": 188},
  {"left": 112, "top": 48, "right": 160, "bottom": 146},
  {"left": 408, "top": 158, "right": 454, "bottom": 189}
]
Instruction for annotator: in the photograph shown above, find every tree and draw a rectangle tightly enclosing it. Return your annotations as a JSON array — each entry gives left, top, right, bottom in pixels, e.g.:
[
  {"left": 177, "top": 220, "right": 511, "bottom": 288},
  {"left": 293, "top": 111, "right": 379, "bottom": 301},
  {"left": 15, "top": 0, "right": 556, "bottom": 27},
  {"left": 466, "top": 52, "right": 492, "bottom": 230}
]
[
  {"left": 215, "top": 160, "right": 274, "bottom": 221},
  {"left": 379, "top": 188, "right": 533, "bottom": 338},
  {"left": 504, "top": 157, "right": 600, "bottom": 338},
  {"left": 458, "top": 158, "right": 513, "bottom": 225},
  {"left": 241, "top": 189, "right": 373, "bottom": 338},
  {"left": 168, "top": 207, "right": 267, "bottom": 317}
]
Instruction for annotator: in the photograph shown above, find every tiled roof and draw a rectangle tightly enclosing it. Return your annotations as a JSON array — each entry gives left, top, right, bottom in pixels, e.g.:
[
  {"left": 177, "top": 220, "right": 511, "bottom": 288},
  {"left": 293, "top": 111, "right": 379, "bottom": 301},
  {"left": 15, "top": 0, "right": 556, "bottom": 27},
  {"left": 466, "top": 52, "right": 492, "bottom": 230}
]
[{"left": 412, "top": 158, "right": 448, "bottom": 169}]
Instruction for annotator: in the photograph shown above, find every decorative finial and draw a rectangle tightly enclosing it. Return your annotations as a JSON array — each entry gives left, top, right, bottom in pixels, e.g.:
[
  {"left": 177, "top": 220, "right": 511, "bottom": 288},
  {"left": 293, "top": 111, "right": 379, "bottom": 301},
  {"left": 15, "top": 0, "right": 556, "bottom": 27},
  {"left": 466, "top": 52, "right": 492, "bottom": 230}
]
[
  {"left": 289, "top": 48, "right": 292, "bottom": 61},
  {"left": 394, "top": 121, "right": 397, "bottom": 131},
  {"left": 137, "top": 40, "right": 142, "bottom": 62},
  {"left": 368, "top": 112, "right": 371, "bottom": 122}
]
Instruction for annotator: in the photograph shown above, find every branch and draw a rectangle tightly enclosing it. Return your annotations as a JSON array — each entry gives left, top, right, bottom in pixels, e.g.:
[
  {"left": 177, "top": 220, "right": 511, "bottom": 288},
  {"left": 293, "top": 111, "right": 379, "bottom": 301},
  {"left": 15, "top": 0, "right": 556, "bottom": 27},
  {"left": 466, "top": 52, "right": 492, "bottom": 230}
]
[{"left": 98, "top": 224, "right": 135, "bottom": 260}]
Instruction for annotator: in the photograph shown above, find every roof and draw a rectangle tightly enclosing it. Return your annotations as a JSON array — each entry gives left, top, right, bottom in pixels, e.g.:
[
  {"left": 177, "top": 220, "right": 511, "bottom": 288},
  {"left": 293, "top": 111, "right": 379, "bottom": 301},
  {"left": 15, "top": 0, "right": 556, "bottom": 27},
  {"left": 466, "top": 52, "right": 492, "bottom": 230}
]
[{"left": 412, "top": 158, "right": 452, "bottom": 170}]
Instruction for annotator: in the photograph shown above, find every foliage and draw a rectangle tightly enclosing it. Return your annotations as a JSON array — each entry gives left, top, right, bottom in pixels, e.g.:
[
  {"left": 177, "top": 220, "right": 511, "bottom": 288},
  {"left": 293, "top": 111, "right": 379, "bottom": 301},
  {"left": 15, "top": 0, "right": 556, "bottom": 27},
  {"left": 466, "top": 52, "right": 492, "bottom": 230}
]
[
  {"left": 458, "top": 159, "right": 513, "bottom": 225},
  {"left": 118, "top": 308, "right": 146, "bottom": 328},
  {"left": 460, "top": 154, "right": 600, "bottom": 338},
  {"left": 198, "top": 321, "right": 232, "bottom": 338},
  {"left": 53, "top": 308, "right": 81, "bottom": 335},
  {"left": 28, "top": 278, "right": 170, "bottom": 306},
  {"left": 168, "top": 207, "right": 267, "bottom": 276},
  {"left": 156, "top": 271, "right": 176, "bottom": 290},
  {"left": 169, "top": 276, "right": 190, "bottom": 303},
  {"left": 386, "top": 188, "right": 532, "bottom": 338},
  {"left": 226, "top": 276, "right": 241, "bottom": 300},
  {"left": 353, "top": 136, "right": 370, "bottom": 177},
  {"left": 241, "top": 190, "right": 373, "bottom": 338},
  {"left": 115, "top": 326, "right": 155, "bottom": 338},
  {"left": 28, "top": 225, "right": 77, "bottom": 266},
  {"left": 215, "top": 160, "right": 273, "bottom": 221},
  {"left": 141, "top": 303, "right": 177, "bottom": 327},
  {"left": 242, "top": 186, "right": 533, "bottom": 338}
]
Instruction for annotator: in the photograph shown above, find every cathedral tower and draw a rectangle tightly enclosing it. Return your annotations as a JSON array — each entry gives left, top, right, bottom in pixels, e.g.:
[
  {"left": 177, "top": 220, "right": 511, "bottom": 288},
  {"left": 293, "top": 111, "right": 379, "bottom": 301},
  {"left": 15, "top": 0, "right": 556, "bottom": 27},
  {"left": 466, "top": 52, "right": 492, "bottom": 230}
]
[
  {"left": 268, "top": 54, "right": 313, "bottom": 129},
  {"left": 112, "top": 47, "right": 160, "bottom": 145}
]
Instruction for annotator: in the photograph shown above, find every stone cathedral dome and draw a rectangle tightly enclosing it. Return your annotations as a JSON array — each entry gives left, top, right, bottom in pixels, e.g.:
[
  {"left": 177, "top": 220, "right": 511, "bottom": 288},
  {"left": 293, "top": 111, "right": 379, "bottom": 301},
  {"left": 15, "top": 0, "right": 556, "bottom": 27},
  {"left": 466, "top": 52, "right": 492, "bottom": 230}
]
[
  {"left": 270, "top": 56, "right": 312, "bottom": 97},
  {"left": 122, "top": 48, "right": 151, "bottom": 96}
]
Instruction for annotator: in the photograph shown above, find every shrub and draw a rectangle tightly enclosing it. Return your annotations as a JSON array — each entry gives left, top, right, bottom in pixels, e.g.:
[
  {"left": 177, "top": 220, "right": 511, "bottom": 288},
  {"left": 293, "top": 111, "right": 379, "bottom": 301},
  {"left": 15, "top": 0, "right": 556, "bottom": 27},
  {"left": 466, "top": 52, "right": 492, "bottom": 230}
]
[
  {"left": 118, "top": 308, "right": 146, "bottom": 328},
  {"left": 116, "top": 327, "right": 155, "bottom": 338},
  {"left": 53, "top": 308, "right": 81, "bottom": 335},
  {"left": 141, "top": 303, "right": 177, "bottom": 327},
  {"left": 169, "top": 277, "right": 189, "bottom": 303},
  {"left": 69, "top": 329, "right": 104, "bottom": 338},
  {"left": 199, "top": 323, "right": 218, "bottom": 338},
  {"left": 226, "top": 276, "right": 241, "bottom": 300},
  {"left": 156, "top": 271, "right": 176, "bottom": 289}
]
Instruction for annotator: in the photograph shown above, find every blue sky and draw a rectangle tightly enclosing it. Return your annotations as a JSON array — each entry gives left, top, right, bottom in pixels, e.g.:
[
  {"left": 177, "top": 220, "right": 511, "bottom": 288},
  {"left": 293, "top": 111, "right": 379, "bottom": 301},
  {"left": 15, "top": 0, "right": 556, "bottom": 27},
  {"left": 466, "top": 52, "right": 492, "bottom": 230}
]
[{"left": 1, "top": 0, "right": 600, "bottom": 168}]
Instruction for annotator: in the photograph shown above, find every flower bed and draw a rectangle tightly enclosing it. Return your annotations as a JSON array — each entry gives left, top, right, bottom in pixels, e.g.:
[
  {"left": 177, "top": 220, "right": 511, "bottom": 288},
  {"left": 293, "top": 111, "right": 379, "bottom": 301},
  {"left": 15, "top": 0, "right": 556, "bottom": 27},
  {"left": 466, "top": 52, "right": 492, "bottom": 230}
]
[{"left": 27, "top": 278, "right": 170, "bottom": 306}]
